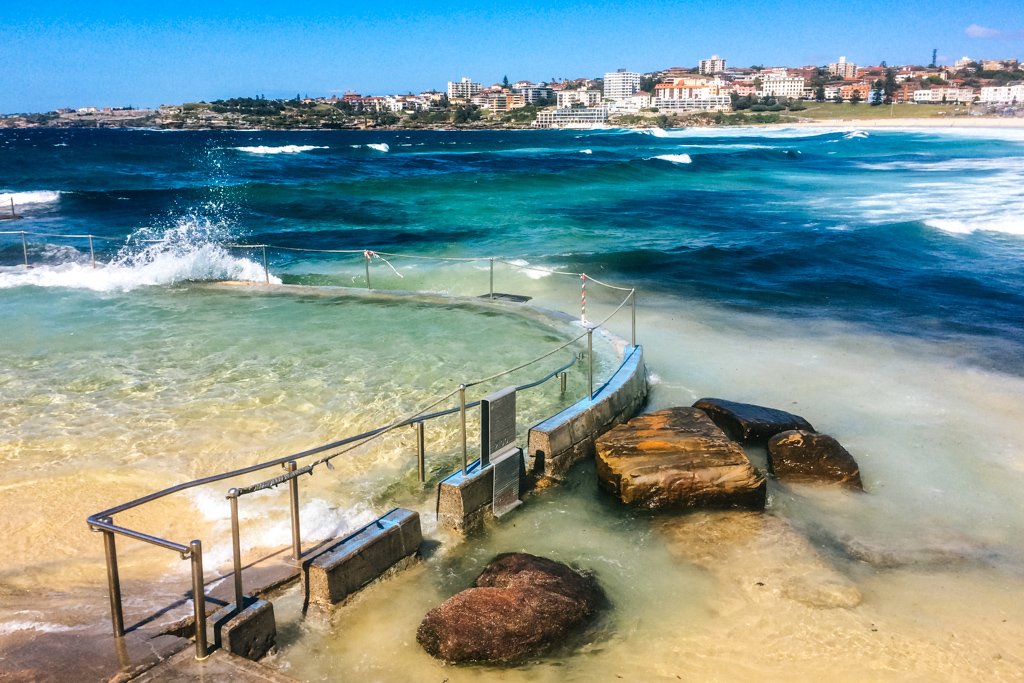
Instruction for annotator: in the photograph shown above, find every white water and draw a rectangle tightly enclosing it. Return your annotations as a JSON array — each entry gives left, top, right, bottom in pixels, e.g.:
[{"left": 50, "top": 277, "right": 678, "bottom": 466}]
[
  {"left": 0, "top": 190, "right": 62, "bottom": 205},
  {"left": 650, "top": 153, "right": 693, "bottom": 164},
  {"left": 233, "top": 145, "right": 329, "bottom": 154},
  {"left": 0, "top": 211, "right": 279, "bottom": 291}
]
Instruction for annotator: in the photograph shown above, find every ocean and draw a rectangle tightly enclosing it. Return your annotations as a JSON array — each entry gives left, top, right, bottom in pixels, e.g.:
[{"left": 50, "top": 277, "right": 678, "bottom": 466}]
[{"left": 1, "top": 127, "right": 1022, "bottom": 680}]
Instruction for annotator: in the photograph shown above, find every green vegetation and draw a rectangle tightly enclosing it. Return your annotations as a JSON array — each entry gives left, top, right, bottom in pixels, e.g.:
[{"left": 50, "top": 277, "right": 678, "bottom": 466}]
[{"left": 794, "top": 102, "right": 971, "bottom": 120}]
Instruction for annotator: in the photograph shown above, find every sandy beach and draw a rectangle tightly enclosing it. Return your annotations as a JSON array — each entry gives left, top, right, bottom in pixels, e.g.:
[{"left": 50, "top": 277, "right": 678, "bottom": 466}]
[{"left": 782, "top": 116, "right": 1024, "bottom": 129}]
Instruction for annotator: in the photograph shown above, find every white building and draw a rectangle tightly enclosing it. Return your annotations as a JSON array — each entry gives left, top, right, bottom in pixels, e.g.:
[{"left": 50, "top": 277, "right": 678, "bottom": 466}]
[
  {"left": 447, "top": 77, "right": 482, "bottom": 100},
  {"left": 979, "top": 83, "right": 1024, "bottom": 104},
  {"left": 534, "top": 106, "right": 610, "bottom": 128},
  {"left": 760, "top": 75, "right": 806, "bottom": 99},
  {"left": 653, "top": 79, "right": 730, "bottom": 111},
  {"left": 954, "top": 56, "right": 974, "bottom": 69},
  {"left": 655, "top": 96, "right": 731, "bottom": 112},
  {"left": 515, "top": 86, "right": 554, "bottom": 104},
  {"left": 828, "top": 56, "right": 858, "bottom": 79},
  {"left": 603, "top": 69, "right": 642, "bottom": 101},
  {"left": 556, "top": 90, "right": 602, "bottom": 108},
  {"left": 912, "top": 87, "right": 976, "bottom": 104},
  {"left": 699, "top": 54, "right": 727, "bottom": 75}
]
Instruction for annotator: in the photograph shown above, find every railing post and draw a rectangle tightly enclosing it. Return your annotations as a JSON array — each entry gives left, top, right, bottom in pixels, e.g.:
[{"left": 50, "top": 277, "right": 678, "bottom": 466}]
[
  {"left": 364, "top": 251, "right": 371, "bottom": 289},
  {"left": 580, "top": 273, "right": 587, "bottom": 324},
  {"left": 414, "top": 421, "right": 426, "bottom": 483},
  {"left": 8, "top": 198, "right": 13, "bottom": 217},
  {"left": 20, "top": 231, "right": 28, "bottom": 267},
  {"left": 489, "top": 258, "right": 494, "bottom": 300},
  {"left": 228, "top": 489, "right": 244, "bottom": 613},
  {"left": 261, "top": 245, "right": 269, "bottom": 284},
  {"left": 189, "top": 540, "right": 209, "bottom": 660},
  {"left": 559, "top": 371, "right": 567, "bottom": 394},
  {"left": 286, "top": 461, "right": 301, "bottom": 562},
  {"left": 588, "top": 327, "right": 594, "bottom": 400},
  {"left": 459, "top": 384, "right": 467, "bottom": 476},
  {"left": 88, "top": 235, "right": 96, "bottom": 269},
  {"left": 100, "top": 518, "right": 125, "bottom": 638},
  {"left": 631, "top": 289, "right": 637, "bottom": 347}
]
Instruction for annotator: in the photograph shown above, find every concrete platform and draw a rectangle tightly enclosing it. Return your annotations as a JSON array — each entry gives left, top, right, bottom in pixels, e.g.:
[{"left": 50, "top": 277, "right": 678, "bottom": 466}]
[
  {"left": 133, "top": 645, "right": 296, "bottom": 683},
  {"left": 528, "top": 345, "right": 647, "bottom": 479},
  {"left": 306, "top": 508, "right": 422, "bottom": 608}
]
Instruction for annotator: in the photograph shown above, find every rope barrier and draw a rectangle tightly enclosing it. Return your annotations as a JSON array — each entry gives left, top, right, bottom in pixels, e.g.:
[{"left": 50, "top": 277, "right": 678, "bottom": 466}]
[{"left": 2, "top": 230, "right": 634, "bottom": 294}]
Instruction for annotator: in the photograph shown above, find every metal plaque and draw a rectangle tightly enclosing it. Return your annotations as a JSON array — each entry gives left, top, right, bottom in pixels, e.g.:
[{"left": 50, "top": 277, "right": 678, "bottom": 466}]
[
  {"left": 492, "top": 446, "right": 523, "bottom": 517},
  {"left": 480, "top": 386, "right": 516, "bottom": 467}
]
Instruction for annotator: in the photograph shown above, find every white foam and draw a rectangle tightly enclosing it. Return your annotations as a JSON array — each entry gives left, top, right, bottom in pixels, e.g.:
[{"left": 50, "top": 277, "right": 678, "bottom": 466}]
[
  {"left": 580, "top": 149, "right": 593, "bottom": 154},
  {"left": 925, "top": 217, "right": 1024, "bottom": 236},
  {"left": 503, "top": 258, "right": 557, "bottom": 279},
  {"left": 843, "top": 130, "right": 869, "bottom": 139},
  {"left": 234, "top": 145, "right": 328, "bottom": 155},
  {"left": 651, "top": 153, "right": 693, "bottom": 165},
  {"left": 0, "top": 190, "right": 62, "bottom": 206},
  {"left": 0, "top": 620, "right": 83, "bottom": 635},
  {"left": 0, "top": 213, "right": 280, "bottom": 291},
  {"left": 366, "top": 143, "right": 390, "bottom": 153}
]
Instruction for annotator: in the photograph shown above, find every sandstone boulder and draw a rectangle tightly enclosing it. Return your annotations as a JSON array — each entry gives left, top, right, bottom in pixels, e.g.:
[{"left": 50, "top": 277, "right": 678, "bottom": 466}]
[
  {"left": 767, "top": 430, "right": 862, "bottom": 490},
  {"left": 595, "top": 407, "right": 766, "bottom": 510},
  {"left": 416, "top": 553, "right": 604, "bottom": 664},
  {"left": 692, "top": 397, "right": 814, "bottom": 445}
]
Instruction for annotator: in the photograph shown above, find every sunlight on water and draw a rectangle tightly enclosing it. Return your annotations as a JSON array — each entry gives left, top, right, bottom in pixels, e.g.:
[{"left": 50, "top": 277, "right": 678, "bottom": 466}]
[{"left": 0, "top": 282, "right": 610, "bottom": 609}]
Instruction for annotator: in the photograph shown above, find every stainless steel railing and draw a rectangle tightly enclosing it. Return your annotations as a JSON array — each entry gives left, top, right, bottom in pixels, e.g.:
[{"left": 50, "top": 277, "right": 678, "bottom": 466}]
[
  {"left": 82, "top": 280, "right": 636, "bottom": 660},
  {"left": 3, "top": 228, "right": 640, "bottom": 658}
]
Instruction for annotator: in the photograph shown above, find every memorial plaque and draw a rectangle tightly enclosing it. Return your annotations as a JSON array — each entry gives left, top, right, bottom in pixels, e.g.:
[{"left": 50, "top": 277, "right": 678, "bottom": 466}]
[{"left": 480, "top": 386, "right": 516, "bottom": 467}]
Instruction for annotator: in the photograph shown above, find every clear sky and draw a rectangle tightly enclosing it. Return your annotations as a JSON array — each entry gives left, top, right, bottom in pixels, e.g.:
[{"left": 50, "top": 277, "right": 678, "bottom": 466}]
[{"left": 2, "top": 0, "right": 1022, "bottom": 114}]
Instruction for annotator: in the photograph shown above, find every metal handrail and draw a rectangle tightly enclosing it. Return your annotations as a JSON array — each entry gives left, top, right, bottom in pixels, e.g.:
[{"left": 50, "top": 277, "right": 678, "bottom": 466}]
[
  {"left": 24, "top": 230, "right": 643, "bottom": 658},
  {"left": 85, "top": 346, "right": 586, "bottom": 659}
]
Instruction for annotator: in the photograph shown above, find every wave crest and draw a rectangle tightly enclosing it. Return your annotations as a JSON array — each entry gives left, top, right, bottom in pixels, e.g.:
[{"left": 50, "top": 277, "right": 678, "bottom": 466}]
[
  {"left": 0, "top": 190, "right": 62, "bottom": 206},
  {"left": 234, "top": 145, "right": 328, "bottom": 155}
]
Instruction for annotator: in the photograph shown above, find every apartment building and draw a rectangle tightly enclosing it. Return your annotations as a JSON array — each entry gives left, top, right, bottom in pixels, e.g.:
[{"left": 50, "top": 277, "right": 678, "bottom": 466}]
[
  {"left": 534, "top": 106, "right": 610, "bottom": 128},
  {"left": 760, "top": 75, "right": 805, "bottom": 99},
  {"left": 913, "top": 87, "right": 977, "bottom": 104},
  {"left": 980, "top": 83, "right": 1024, "bottom": 104},
  {"left": 556, "top": 90, "right": 602, "bottom": 108},
  {"left": 699, "top": 54, "right": 727, "bottom": 75},
  {"left": 447, "top": 77, "right": 482, "bottom": 100},
  {"left": 515, "top": 86, "right": 554, "bottom": 104},
  {"left": 603, "top": 69, "right": 642, "bottom": 101},
  {"left": 828, "top": 56, "right": 858, "bottom": 79}
]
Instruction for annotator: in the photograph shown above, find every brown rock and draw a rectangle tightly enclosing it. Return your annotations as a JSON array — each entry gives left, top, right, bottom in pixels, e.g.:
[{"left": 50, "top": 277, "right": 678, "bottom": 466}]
[
  {"left": 416, "top": 553, "right": 604, "bottom": 663},
  {"left": 767, "top": 430, "right": 862, "bottom": 489},
  {"left": 595, "top": 407, "right": 766, "bottom": 510},
  {"left": 693, "top": 397, "right": 814, "bottom": 445}
]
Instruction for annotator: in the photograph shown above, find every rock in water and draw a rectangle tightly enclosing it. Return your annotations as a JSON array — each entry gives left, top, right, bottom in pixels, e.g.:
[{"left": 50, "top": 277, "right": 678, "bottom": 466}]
[
  {"left": 692, "top": 397, "right": 814, "bottom": 445},
  {"left": 767, "top": 430, "right": 863, "bottom": 490},
  {"left": 595, "top": 407, "right": 766, "bottom": 510},
  {"left": 417, "top": 553, "right": 604, "bottom": 663}
]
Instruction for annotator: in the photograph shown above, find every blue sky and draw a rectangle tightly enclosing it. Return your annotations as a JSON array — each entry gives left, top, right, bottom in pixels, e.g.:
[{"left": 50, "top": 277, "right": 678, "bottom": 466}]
[{"left": 2, "top": 0, "right": 1022, "bottom": 113}]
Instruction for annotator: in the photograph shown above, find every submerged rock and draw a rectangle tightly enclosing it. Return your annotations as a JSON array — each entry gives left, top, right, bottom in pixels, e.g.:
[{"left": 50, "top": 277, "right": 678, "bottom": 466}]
[
  {"left": 595, "top": 407, "right": 766, "bottom": 510},
  {"left": 692, "top": 397, "right": 814, "bottom": 445},
  {"left": 416, "top": 553, "right": 604, "bottom": 664},
  {"left": 767, "top": 430, "right": 863, "bottom": 490}
]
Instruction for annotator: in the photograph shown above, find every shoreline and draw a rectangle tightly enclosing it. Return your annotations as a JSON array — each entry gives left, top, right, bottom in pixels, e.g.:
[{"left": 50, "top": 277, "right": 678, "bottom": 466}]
[
  {"left": 775, "top": 116, "right": 1024, "bottom": 130},
  {"left": 4, "top": 114, "right": 1024, "bottom": 133}
]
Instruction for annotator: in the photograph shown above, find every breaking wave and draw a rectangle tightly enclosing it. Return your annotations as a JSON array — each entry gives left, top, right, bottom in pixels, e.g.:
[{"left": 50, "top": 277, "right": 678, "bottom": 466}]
[
  {"left": 234, "top": 145, "right": 329, "bottom": 155},
  {"left": 0, "top": 211, "right": 279, "bottom": 291},
  {"left": 0, "top": 190, "right": 62, "bottom": 206}
]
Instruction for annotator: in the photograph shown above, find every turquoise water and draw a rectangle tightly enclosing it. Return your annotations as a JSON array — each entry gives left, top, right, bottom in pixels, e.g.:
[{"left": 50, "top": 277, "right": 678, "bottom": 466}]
[{"left": 1, "top": 126, "right": 1023, "bottom": 679}]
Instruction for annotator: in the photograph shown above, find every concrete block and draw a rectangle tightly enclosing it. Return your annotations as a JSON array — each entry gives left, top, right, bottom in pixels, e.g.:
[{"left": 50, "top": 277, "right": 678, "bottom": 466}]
[
  {"left": 306, "top": 508, "right": 422, "bottom": 608},
  {"left": 436, "top": 460, "right": 494, "bottom": 531},
  {"left": 209, "top": 598, "right": 276, "bottom": 661}
]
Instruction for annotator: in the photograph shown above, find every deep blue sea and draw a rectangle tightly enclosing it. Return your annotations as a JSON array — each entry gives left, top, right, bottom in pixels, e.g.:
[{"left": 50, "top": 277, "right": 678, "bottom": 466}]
[
  {"left": 3, "top": 126, "right": 1024, "bottom": 681},
  {"left": 3, "top": 126, "right": 1022, "bottom": 372}
]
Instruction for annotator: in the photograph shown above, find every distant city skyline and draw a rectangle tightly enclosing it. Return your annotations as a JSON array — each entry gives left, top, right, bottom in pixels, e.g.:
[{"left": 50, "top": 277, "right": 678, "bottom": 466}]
[{"left": 3, "top": 0, "right": 1022, "bottom": 114}]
